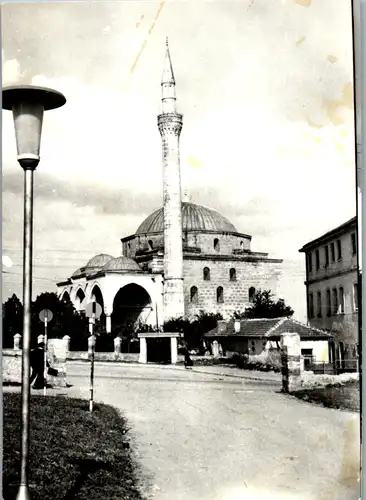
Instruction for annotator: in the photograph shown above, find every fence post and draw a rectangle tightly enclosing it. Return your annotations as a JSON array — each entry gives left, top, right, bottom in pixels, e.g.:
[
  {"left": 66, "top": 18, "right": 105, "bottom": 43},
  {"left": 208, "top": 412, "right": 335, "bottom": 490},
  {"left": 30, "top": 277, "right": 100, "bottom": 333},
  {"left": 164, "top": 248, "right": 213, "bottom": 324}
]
[
  {"left": 280, "top": 332, "right": 301, "bottom": 393},
  {"left": 13, "top": 333, "right": 21, "bottom": 350},
  {"left": 114, "top": 336, "right": 122, "bottom": 358},
  {"left": 63, "top": 335, "right": 71, "bottom": 353}
]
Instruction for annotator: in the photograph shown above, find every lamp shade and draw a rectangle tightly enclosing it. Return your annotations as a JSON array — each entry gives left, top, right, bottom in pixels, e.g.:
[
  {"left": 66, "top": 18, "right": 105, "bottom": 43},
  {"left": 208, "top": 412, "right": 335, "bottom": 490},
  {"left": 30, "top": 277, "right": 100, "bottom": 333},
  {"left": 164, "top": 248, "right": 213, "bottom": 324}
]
[
  {"left": 12, "top": 101, "right": 44, "bottom": 161},
  {"left": 2, "top": 85, "right": 66, "bottom": 165}
]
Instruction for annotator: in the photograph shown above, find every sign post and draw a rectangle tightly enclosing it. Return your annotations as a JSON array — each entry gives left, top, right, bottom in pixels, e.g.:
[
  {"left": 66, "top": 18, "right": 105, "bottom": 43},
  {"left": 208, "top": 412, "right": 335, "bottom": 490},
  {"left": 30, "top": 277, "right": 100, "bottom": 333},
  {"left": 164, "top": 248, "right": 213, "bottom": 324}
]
[
  {"left": 39, "top": 309, "right": 53, "bottom": 396},
  {"left": 85, "top": 301, "right": 102, "bottom": 412}
]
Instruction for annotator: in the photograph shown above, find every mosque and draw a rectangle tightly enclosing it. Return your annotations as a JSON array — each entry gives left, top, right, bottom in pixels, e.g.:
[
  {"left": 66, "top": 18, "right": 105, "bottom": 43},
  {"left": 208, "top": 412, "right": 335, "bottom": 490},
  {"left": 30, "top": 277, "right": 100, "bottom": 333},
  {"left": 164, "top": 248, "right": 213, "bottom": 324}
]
[{"left": 56, "top": 40, "right": 283, "bottom": 342}]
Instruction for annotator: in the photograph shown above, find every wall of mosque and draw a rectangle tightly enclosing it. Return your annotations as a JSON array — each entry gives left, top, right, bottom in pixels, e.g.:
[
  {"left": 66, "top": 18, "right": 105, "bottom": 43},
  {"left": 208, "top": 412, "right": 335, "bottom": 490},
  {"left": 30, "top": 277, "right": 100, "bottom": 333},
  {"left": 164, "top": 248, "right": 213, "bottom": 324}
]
[
  {"left": 123, "top": 231, "right": 253, "bottom": 259},
  {"left": 183, "top": 258, "right": 282, "bottom": 319}
]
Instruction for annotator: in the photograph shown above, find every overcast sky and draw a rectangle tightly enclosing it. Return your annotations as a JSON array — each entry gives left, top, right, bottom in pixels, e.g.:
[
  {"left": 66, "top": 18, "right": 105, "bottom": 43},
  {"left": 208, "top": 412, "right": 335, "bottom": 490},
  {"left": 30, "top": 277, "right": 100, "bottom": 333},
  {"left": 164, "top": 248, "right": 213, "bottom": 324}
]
[{"left": 2, "top": 0, "right": 357, "bottom": 321}]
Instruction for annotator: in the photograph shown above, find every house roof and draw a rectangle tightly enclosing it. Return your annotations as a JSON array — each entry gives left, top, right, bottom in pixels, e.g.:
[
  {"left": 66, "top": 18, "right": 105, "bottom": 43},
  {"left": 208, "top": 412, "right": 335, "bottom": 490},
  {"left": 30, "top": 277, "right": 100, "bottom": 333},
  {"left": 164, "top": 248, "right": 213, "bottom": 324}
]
[
  {"left": 204, "top": 317, "right": 333, "bottom": 340},
  {"left": 299, "top": 216, "right": 357, "bottom": 252}
]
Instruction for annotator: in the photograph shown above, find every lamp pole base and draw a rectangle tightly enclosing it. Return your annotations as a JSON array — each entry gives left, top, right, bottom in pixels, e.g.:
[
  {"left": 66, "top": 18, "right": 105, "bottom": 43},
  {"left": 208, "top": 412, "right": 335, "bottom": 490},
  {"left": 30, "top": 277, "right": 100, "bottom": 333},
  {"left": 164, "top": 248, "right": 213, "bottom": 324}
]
[{"left": 16, "top": 485, "right": 31, "bottom": 500}]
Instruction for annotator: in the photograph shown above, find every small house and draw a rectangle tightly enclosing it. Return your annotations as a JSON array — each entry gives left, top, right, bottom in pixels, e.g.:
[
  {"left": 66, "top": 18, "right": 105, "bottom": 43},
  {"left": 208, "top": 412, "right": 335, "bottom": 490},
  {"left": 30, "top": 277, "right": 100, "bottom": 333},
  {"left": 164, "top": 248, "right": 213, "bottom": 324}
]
[{"left": 204, "top": 317, "right": 333, "bottom": 365}]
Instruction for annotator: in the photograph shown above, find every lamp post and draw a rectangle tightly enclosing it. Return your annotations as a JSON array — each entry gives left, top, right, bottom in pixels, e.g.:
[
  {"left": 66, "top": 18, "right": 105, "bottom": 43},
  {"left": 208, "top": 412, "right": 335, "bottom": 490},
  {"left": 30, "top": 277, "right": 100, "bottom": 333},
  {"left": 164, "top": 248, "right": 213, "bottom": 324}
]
[{"left": 2, "top": 85, "right": 66, "bottom": 500}]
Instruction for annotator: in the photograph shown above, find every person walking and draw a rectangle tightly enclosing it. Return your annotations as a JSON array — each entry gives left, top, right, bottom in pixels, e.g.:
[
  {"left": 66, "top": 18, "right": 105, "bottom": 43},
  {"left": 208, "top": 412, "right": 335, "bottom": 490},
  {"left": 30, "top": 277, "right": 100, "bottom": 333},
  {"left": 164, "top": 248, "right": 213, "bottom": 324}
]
[
  {"left": 30, "top": 342, "right": 49, "bottom": 389},
  {"left": 183, "top": 341, "right": 193, "bottom": 369}
]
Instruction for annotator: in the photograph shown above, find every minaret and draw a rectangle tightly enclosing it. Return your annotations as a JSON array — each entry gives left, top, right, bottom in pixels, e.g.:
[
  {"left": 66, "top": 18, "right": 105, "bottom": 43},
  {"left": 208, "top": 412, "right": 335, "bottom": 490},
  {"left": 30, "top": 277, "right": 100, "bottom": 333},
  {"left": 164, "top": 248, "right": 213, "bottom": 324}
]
[{"left": 158, "top": 38, "right": 185, "bottom": 320}]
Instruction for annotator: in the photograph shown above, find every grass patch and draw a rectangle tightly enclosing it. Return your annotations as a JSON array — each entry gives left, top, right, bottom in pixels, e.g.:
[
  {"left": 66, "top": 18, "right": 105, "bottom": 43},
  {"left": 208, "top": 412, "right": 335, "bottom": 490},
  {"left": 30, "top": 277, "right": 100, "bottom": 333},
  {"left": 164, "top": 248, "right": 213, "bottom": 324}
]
[
  {"left": 293, "top": 381, "right": 360, "bottom": 412},
  {"left": 3, "top": 393, "right": 146, "bottom": 500}
]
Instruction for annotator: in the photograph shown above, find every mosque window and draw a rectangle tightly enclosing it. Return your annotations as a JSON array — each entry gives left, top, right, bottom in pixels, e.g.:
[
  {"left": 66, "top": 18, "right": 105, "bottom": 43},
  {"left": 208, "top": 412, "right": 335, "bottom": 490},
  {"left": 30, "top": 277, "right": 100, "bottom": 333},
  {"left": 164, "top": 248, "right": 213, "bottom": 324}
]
[
  {"left": 217, "top": 286, "right": 224, "bottom": 303},
  {"left": 203, "top": 267, "right": 210, "bottom": 281},
  {"left": 214, "top": 238, "right": 220, "bottom": 251},
  {"left": 229, "top": 268, "right": 236, "bottom": 281},
  {"left": 248, "top": 287, "right": 256, "bottom": 303},
  {"left": 190, "top": 286, "right": 198, "bottom": 303}
]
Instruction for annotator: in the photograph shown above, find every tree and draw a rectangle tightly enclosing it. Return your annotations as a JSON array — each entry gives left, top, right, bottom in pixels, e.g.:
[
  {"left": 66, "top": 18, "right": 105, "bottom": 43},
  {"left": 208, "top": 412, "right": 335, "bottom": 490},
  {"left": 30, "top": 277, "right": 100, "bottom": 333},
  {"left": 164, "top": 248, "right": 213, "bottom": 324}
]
[
  {"left": 163, "top": 310, "right": 223, "bottom": 351},
  {"left": 31, "top": 292, "right": 89, "bottom": 349},
  {"left": 3, "top": 294, "right": 23, "bottom": 348},
  {"left": 233, "top": 289, "right": 294, "bottom": 319}
]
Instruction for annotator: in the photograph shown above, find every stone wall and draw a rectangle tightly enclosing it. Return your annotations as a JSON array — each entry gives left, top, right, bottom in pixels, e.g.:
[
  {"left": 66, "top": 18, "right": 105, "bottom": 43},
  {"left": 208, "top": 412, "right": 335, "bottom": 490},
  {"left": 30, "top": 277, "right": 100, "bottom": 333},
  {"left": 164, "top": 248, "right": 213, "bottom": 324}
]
[
  {"left": 183, "top": 258, "right": 282, "bottom": 319},
  {"left": 186, "top": 232, "right": 251, "bottom": 255}
]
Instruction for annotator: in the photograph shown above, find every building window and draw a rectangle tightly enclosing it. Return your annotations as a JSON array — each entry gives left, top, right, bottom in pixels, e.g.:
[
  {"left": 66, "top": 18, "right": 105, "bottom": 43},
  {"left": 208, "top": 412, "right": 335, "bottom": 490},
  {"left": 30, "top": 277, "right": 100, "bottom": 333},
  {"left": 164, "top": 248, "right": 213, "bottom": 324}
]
[
  {"left": 229, "top": 268, "right": 236, "bottom": 281},
  {"left": 214, "top": 238, "right": 220, "bottom": 251},
  {"left": 203, "top": 267, "right": 210, "bottom": 281},
  {"left": 190, "top": 286, "right": 198, "bottom": 303},
  {"left": 127, "top": 242, "right": 131, "bottom": 250},
  {"left": 315, "top": 249, "right": 320, "bottom": 270},
  {"left": 326, "top": 289, "right": 331, "bottom": 316},
  {"left": 240, "top": 241, "right": 244, "bottom": 250},
  {"left": 330, "top": 242, "right": 335, "bottom": 262},
  {"left": 309, "top": 293, "right": 314, "bottom": 318},
  {"left": 249, "top": 287, "right": 256, "bottom": 303},
  {"left": 351, "top": 233, "right": 357, "bottom": 255},
  {"left": 217, "top": 286, "right": 224, "bottom": 303},
  {"left": 317, "top": 291, "right": 322, "bottom": 317},
  {"left": 337, "top": 239, "right": 342, "bottom": 260},
  {"left": 251, "top": 340, "right": 255, "bottom": 353},
  {"left": 307, "top": 253, "right": 313, "bottom": 273},
  {"left": 148, "top": 239, "right": 153, "bottom": 250},
  {"left": 339, "top": 287, "right": 345, "bottom": 314},
  {"left": 332, "top": 288, "right": 338, "bottom": 314},
  {"left": 324, "top": 246, "right": 329, "bottom": 267},
  {"left": 354, "top": 283, "right": 359, "bottom": 311}
]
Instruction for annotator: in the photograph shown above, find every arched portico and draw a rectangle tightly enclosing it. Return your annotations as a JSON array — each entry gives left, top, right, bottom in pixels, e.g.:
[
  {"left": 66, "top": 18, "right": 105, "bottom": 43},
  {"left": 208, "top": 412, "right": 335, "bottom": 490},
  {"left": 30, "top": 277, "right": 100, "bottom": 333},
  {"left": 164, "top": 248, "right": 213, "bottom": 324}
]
[
  {"left": 112, "top": 283, "right": 153, "bottom": 332},
  {"left": 102, "top": 273, "right": 164, "bottom": 334},
  {"left": 74, "top": 287, "right": 86, "bottom": 312},
  {"left": 61, "top": 290, "right": 71, "bottom": 302},
  {"left": 58, "top": 273, "right": 163, "bottom": 335}
]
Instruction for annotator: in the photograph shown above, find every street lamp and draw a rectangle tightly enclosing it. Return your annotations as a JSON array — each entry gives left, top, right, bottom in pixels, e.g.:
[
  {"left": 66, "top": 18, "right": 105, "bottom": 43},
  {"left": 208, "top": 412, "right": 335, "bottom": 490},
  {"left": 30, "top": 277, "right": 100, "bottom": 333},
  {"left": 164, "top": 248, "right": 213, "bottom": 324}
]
[{"left": 2, "top": 85, "right": 66, "bottom": 500}]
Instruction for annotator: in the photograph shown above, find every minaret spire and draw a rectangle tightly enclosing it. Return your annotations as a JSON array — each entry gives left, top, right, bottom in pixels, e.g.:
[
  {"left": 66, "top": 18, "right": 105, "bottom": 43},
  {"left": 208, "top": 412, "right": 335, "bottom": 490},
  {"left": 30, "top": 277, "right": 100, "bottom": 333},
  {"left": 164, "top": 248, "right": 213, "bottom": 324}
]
[
  {"left": 161, "top": 37, "right": 176, "bottom": 113},
  {"left": 158, "top": 39, "right": 184, "bottom": 321}
]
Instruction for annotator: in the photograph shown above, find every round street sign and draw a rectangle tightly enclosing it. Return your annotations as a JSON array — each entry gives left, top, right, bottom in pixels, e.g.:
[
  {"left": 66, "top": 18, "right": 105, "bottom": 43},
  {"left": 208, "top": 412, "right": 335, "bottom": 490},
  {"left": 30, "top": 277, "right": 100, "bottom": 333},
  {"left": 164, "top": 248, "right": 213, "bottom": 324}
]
[
  {"left": 85, "top": 302, "right": 103, "bottom": 319},
  {"left": 39, "top": 309, "right": 53, "bottom": 323}
]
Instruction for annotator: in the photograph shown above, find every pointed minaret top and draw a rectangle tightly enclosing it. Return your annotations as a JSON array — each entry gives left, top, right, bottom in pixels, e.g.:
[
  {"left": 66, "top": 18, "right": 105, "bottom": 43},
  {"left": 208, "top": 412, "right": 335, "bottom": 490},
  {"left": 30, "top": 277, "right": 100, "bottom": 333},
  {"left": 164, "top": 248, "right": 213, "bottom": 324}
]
[{"left": 162, "top": 37, "right": 175, "bottom": 85}]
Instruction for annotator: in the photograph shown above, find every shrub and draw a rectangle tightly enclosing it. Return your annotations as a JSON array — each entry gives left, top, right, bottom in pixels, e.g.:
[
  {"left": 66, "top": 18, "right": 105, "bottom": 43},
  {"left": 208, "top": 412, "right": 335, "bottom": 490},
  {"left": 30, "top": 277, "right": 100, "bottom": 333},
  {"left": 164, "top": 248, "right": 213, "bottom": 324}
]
[{"left": 229, "top": 349, "right": 281, "bottom": 372}]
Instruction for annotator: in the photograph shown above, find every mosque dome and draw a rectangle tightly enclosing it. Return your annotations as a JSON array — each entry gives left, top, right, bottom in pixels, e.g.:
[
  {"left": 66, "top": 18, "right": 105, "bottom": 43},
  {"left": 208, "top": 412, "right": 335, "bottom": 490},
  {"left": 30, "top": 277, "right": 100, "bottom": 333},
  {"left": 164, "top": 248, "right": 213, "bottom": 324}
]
[
  {"left": 103, "top": 256, "right": 143, "bottom": 273},
  {"left": 85, "top": 253, "right": 114, "bottom": 269},
  {"left": 71, "top": 267, "right": 84, "bottom": 278},
  {"left": 136, "top": 202, "right": 237, "bottom": 234}
]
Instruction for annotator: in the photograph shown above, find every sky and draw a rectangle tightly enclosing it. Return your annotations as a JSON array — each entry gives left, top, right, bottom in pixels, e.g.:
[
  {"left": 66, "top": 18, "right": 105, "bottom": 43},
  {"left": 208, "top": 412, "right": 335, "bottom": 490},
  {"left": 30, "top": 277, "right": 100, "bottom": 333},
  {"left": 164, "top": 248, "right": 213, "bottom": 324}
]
[{"left": 2, "top": 0, "right": 357, "bottom": 322}]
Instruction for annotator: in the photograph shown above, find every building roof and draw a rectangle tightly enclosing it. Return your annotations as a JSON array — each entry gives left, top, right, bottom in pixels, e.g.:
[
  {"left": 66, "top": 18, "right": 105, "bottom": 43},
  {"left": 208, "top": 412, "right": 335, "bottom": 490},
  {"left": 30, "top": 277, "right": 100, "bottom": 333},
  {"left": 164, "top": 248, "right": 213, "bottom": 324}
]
[
  {"left": 299, "top": 216, "right": 357, "bottom": 252},
  {"left": 136, "top": 202, "right": 238, "bottom": 235},
  {"left": 71, "top": 267, "right": 84, "bottom": 278},
  {"left": 85, "top": 253, "right": 114, "bottom": 268},
  {"left": 102, "top": 256, "right": 143, "bottom": 273},
  {"left": 205, "top": 317, "right": 333, "bottom": 340}
]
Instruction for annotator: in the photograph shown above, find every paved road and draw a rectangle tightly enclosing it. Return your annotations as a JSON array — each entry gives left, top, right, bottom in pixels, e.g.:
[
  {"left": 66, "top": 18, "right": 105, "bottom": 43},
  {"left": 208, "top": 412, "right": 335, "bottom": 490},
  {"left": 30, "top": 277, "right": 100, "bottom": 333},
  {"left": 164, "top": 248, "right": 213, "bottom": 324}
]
[{"left": 49, "top": 363, "right": 362, "bottom": 499}]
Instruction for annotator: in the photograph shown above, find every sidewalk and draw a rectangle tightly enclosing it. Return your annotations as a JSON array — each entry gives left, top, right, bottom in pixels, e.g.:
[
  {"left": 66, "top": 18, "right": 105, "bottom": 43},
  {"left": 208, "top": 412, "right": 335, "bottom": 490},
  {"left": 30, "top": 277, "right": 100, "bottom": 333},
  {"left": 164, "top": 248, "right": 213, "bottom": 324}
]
[{"left": 67, "top": 359, "right": 282, "bottom": 384}]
